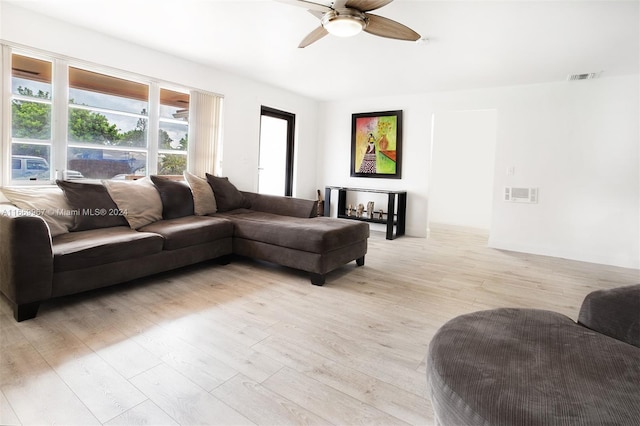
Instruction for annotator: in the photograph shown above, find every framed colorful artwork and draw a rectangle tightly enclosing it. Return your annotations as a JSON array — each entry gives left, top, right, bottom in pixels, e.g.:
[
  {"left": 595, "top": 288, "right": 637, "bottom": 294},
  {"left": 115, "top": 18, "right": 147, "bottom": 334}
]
[{"left": 350, "top": 110, "right": 402, "bottom": 179}]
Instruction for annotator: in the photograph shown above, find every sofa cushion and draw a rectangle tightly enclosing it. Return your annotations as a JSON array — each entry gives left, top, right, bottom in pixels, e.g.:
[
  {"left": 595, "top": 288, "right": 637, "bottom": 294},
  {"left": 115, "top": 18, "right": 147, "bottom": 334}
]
[
  {"left": 241, "top": 191, "right": 316, "bottom": 218},
  {"left": 205, "top": 174, "right": 251, "bottom": 212},
  {"left": 56, "top": 180, "right": 128, "bottom": 231},
  {"left": 103, "top": 177, "right": 163, "bottom": 229},
  {"left": 138, "top": 216, "right": 234, "bottom": 250},
  {"left": 183, "top": 171, "right": 217, "bottom": 215},
  {"left": 1, "top": 186, "right": 74, "bottom": 237},
  {"left": 219, "top": 211, "right": 369, "bottom": 253},
  {"left": 150, "top": 175, "right": 194, "bottom": 219},
  {"left": 52, "top": 226, "right": 164, "bottom": 272}
]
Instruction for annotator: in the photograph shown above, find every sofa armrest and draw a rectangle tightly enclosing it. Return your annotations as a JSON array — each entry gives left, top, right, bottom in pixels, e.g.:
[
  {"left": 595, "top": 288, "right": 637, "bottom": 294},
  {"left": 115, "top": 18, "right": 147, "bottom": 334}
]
[
  {"left": 241, "top": 192, "right": 318, "bottom": 218},
  {"left": 578, "top": 284, "right": 640, "bottom": 348},
  {"left": 0, "top": 205, "right": 54, "bottom": 318}
]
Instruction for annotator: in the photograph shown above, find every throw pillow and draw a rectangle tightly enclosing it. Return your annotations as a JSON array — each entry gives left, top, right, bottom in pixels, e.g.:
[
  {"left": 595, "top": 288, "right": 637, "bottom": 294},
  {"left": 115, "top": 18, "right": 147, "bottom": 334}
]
[
  {"left": 183, "top": 171, "right": 217, "bottom": 215},
  {"left": 56, "top": 180, "right": 128, "bottom": 231},
  {"left": 150, "top": 175, "right": 195, "bottom": 219},
  {"left": 205, "top": 174, "right": 251, "bottom": 212},
  {"left": 102, "top": 177, "right": 163, "bottom": 229},
  {"left": 1, "top": 186, "right": 74, "bottom": 237}
]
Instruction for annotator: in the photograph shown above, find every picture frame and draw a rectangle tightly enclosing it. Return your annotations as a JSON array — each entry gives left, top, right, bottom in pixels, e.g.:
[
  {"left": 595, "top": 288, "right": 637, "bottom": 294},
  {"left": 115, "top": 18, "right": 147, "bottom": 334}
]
[{"left": 350, "top": 110, "right": 402, "bottom": 179}]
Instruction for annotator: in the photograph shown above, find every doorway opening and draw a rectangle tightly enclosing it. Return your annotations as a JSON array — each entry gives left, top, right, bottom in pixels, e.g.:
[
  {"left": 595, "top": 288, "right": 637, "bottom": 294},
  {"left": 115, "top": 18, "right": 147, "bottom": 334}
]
[{"left": 258, "top": 106, "right": 295, "bottom": 196}]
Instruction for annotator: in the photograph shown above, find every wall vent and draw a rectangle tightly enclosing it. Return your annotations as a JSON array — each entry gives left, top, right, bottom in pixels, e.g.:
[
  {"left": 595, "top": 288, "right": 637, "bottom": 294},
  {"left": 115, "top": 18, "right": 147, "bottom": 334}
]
[
  {"left": 567, "top": 72, "right": 600, "bottom": 81},
  {"left": 504, "top": 187, "right": 538, "bottom": 203}
]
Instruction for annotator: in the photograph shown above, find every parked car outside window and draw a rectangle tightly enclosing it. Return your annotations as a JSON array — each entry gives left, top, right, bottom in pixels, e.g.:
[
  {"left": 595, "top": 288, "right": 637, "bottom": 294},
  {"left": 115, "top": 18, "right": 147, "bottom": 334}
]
[
  {"left": 11, "top": 155, "right": 84, "bottom": 180},
  {"left": 12, "top": 155, "right": 50, "bottom": 180}
]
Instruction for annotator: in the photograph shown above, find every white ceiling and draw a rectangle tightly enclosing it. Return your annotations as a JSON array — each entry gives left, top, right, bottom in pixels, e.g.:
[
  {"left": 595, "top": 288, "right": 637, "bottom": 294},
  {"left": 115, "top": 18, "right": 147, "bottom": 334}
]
[{"left": 4, "top": 0, "right": 639, "bottom": 101}]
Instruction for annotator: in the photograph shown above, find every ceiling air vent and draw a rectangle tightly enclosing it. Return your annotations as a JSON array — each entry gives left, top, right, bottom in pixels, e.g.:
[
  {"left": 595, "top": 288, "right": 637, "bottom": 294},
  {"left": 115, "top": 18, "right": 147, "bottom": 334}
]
[{"left": 567, "top": 72, "right": 600, "bottom": 81}]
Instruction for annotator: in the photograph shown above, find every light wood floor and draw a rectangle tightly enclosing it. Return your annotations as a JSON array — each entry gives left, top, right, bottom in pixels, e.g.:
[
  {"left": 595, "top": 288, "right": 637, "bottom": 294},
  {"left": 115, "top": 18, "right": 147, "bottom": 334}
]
[{"left": 1, "top": 225, "right": 638, "bottom": 425}]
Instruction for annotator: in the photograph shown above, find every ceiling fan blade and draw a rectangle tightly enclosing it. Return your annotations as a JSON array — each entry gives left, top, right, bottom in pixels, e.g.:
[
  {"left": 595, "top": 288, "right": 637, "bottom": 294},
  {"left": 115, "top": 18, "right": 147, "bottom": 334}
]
[
  {"left": 298, "top": 26, "right": 329, "bottom": 48},
  {"left": 345, "top": 0, "right": 393, "bottom": 12},
  {"left": 307, "top": 9, "right": 325, "bottom": 19},
  {"left": 364, "top": 13, "right": 420, "bottom": 41},
  {"left": 275, "top": 0, "right": 332, "bottom": 13}
]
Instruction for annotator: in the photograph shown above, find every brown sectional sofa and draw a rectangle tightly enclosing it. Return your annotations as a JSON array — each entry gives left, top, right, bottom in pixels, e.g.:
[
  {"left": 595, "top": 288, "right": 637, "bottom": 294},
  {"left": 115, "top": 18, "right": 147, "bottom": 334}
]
[{"left": 0, "top": 178, "right": 369, "bottom": 322}]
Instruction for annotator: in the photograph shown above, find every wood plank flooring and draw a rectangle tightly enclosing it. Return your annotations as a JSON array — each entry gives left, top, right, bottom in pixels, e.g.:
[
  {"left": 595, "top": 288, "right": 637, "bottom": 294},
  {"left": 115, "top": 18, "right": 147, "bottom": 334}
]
[{"left": 1, "top": 224, "right": 638, "bottom": 425}]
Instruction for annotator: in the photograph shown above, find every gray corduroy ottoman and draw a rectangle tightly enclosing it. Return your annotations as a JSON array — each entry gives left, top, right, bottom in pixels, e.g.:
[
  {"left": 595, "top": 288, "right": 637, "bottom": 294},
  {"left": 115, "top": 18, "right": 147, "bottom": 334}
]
[{"left": 426, "top": 285, "right": 640, "bottom": 425}]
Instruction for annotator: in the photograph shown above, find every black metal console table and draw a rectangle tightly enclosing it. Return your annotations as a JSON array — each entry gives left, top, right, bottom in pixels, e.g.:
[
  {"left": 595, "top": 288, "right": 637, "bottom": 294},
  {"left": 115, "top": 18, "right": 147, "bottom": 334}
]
[{"left": 324, "top": 186, "right": 407, "bottom": 240}]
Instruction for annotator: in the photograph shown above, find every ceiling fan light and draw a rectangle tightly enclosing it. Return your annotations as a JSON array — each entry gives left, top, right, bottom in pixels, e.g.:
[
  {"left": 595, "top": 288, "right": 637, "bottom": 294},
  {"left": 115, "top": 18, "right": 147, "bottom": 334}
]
[
  {"left": 321, "top": 10, "right": 367, "bottom": 38},
  {"left": 324, "top": 16, "right": 364, "bottom": 37}
]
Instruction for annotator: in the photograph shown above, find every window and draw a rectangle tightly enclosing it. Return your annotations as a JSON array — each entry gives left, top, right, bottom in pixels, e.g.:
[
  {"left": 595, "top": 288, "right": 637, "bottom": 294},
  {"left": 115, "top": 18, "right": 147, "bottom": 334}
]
[
  {"left": 4, "top": 48, "right": 203, "bottom": 184},
  {"left": 10, "top": 54, "right": 53, "bottom": 181},
  {"left": 67, "top": 67, "right": 151, "bottom": 179},
  {"left": 158, "top": 88, "right": 189, "bottom": 175}
]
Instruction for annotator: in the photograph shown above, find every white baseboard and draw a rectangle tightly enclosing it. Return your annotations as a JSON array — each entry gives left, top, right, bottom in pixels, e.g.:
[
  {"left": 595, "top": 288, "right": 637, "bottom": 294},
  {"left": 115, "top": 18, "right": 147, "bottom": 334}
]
[{"left": 487, "top": 239, "right": 640, "bottom": 270}]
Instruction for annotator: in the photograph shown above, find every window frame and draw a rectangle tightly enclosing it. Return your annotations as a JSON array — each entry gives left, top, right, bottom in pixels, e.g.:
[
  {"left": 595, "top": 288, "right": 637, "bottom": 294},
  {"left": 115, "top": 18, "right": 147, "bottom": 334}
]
[
  {"left": 156, "top": 87, "right": 190, "bottom": 175},
  {"left": 260, "top": 105, "right": 296, "bottom": 197},
  {"left": 6, "top": 50, "right": 55, "bottom": 185},
  {"left": 2, "top": 45, "right": 198, "bottom": 185}
]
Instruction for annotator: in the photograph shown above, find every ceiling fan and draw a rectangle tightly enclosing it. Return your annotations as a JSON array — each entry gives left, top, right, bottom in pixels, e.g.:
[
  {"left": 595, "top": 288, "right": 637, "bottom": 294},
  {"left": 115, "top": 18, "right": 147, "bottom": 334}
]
[{"left": 278, "top": 0, "right": 421, "bottom": 48}]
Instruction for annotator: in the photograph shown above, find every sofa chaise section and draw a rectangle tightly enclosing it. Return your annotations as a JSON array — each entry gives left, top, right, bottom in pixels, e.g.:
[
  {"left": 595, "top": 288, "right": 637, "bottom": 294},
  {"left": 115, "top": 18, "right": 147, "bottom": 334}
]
[
  {"left": 221, "top": 209, "right": 368, "bottom": 285},
  {"left": 223, "top": 192, "right": 369, "bottom": 285}
]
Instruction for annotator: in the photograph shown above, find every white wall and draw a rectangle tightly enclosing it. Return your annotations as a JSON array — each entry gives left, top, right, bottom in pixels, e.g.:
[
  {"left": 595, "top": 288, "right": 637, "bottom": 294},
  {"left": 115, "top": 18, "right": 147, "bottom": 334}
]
[
  {"left": 0, "top": 2, "right": 320, "bottom": 199},
  {"left": 319, "top": 76, "right": 639, "bottom": 269},
  {"left": 488, "top": 77, "right": 639, "bottom": 269},
  {"left": 429, "top": 109, "right": 497, "bottom": 229}
]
